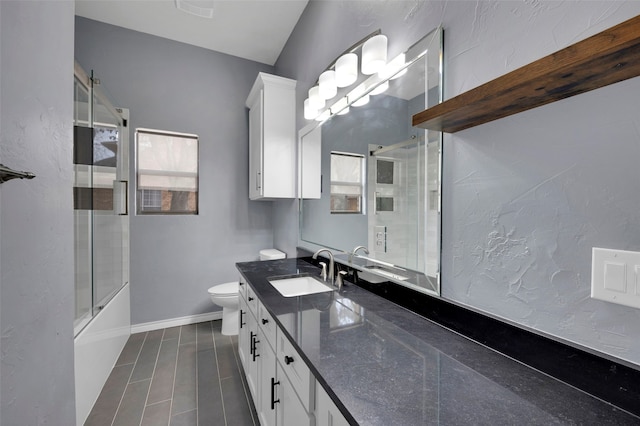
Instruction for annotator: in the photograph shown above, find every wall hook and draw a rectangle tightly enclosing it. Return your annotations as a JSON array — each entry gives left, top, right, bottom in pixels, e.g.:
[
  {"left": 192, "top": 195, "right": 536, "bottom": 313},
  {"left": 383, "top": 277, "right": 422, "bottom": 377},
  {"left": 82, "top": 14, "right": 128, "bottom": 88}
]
[{"left": 0, "top": 164, "right": 36, "bottom": 184}]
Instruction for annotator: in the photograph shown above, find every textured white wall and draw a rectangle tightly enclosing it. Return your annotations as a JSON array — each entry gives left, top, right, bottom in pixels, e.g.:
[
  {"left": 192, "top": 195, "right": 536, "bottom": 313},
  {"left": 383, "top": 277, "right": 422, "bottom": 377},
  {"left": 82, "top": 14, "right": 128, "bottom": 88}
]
[
  {"left": 440, "top": 1, "right": 640, "bottom": 368},
  {"left": 0, "top": 1, "right": 76, "bottom": 424},
  {"left": 276, "top": 1, "right": 640, "bottom": 367}
]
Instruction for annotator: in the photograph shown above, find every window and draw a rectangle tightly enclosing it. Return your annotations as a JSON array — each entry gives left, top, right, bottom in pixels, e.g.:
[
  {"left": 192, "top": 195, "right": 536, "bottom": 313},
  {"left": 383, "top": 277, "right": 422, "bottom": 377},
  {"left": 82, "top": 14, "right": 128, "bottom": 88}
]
[
  {"left": 136, "top": 128, "right": 198, "bottom": 214},
  {"left": 330, "top": 152, "right": 365, "bottom": 214}
]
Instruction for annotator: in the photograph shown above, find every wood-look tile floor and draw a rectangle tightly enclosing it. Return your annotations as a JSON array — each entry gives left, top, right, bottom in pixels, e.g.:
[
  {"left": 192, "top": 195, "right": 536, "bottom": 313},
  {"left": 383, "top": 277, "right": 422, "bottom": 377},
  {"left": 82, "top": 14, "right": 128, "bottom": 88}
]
[{"left": 85, "top": 321, "right": 258, "bottom": 426}]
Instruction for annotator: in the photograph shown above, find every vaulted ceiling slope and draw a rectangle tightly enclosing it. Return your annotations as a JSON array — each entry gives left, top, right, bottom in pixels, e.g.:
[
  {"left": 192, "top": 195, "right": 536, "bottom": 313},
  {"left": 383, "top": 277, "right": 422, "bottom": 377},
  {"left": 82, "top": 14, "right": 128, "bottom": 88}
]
[{"left": 75, "top": 0, "right": 309, "bottom": 65}]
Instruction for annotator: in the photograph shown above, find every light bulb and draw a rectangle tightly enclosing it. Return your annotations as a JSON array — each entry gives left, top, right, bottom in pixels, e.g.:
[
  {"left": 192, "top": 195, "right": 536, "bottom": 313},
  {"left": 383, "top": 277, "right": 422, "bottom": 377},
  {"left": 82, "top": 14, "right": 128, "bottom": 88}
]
[
  {"left": 335, "top": 53, "right": 358, "bottom": 87},
  {"left": 362, "top": 34, "right": 387, "bottom": 75},
  {"left": 308, "top": 85, "right": 325, "bottom": 110},
  {"left": 319, "top": 70, "right": 337, "bottom": 100},
  {"left": 304, "top": 98, "right": 317, "bottom": 120}
]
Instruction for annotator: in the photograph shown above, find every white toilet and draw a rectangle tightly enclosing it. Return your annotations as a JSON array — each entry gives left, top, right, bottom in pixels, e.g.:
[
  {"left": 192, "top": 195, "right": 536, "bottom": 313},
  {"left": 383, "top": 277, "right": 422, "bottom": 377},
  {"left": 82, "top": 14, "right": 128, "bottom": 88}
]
[{"left": 208, "top": 249, "right": 286, "bottom": 335}]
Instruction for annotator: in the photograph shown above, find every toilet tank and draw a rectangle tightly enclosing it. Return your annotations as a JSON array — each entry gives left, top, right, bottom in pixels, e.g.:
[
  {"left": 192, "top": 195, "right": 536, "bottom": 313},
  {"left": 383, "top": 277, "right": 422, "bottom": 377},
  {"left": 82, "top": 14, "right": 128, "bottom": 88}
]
[{"left": 259, "top": 249, "right": 286, "bottom": 261}]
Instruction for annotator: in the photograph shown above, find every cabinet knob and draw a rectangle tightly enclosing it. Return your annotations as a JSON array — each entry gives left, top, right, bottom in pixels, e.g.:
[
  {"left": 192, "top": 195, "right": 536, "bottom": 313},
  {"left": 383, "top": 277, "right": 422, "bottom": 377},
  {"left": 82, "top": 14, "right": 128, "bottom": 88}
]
[
  {"left": 262, "top": 318, "right": 269, "bottom": 325},
  {"left": 284, "top": 355, "right": 294, "bottom": 365},
  {"left": 248, "top": 296, "right": 254, "bottom": 301}
]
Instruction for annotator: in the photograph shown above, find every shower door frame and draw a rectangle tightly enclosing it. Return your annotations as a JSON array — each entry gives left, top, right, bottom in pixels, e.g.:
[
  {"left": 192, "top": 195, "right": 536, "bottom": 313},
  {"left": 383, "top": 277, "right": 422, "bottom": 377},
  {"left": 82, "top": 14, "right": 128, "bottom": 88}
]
[{"left": 73, "top": 61, "right": 130, "bottom": 335}]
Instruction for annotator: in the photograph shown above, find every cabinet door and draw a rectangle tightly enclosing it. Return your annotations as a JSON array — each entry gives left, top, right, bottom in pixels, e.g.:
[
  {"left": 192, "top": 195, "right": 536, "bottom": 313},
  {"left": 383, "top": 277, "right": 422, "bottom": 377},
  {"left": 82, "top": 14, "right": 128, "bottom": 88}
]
[
  {"left": 258, "top": 328, "right": 277, "bottom": 426},
  {"left": 316, "top": 383, "right": 350, "bottom": 426},
  {"left": 248, "top": 90, "right": 263, "bottom": 199},
  {"left": 276, "top": 328, "right": 314, "bottom": 411},
  {"left": 277, "top": 363, "right": 313, "bottom": 426},
  {"left": 245, "top": 309, "right": 259, "bottom": 401},
  {"left": 238, "top": 295, "right": 249, "bottom": 369}
]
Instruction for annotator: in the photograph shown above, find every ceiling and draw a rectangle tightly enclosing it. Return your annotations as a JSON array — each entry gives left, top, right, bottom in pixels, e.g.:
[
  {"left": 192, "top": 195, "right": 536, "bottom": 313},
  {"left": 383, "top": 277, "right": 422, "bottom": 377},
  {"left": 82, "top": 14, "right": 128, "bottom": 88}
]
[{"left": 75, "top": 0, "right": 309, "bottom": 65}]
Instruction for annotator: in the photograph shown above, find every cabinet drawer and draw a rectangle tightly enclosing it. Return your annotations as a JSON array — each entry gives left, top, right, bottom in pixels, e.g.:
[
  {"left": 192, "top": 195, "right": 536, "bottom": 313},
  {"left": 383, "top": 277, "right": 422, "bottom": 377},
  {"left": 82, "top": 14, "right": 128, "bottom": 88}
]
[
  {"left": 276, "top": 328, "right": 314, "bottom": 412},
  {"left": 246, "top": 285, "right": 258, "bottom": 317},
  {"left": 258, "top": 302, "right": 277, "bottom": 351}
]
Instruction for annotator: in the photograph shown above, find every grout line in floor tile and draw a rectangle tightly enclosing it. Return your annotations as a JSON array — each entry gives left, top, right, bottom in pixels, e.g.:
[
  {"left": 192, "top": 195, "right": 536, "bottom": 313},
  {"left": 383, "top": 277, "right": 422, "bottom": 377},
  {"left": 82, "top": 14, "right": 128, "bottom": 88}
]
[
  {"left": 171, "top": 407, "right": 198, "bottom": 417},
  {"left": 145, "top": 398, "right": 172, "bottom": 407},
  {"left": 111, "top": 331, "right": 148, "bottom": 426},
  {"left": 212, "top": 322, "right": 229, "bottom": 426},
  {"left": 138, "top": 329, "right": 165, "bottom": 426},
  {"left": 168, "top": 325, "right": 182, "bottom": 419}
]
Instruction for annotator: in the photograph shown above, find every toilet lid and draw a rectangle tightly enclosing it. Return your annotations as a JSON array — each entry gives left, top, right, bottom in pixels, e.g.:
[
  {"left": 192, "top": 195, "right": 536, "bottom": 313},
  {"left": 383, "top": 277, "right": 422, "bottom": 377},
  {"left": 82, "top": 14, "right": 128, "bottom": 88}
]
[{"left": 208, "top": 281, "right": 239, "bottom": 296}]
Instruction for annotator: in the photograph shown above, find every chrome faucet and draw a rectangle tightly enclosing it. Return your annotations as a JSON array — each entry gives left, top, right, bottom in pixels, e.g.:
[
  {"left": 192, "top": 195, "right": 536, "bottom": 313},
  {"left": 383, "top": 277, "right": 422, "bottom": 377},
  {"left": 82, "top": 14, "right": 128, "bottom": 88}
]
[
  {"left": 312, "top": 248, "right": 334, "bottom": 285},
  {"left": 349, "top": 245, "right": 369, "bottom": 263}
]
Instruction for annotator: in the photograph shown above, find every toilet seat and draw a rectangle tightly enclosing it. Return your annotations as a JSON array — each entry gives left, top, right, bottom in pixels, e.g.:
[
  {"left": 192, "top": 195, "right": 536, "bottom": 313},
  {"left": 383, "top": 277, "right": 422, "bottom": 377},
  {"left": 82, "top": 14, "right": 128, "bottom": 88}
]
[{"left": 208, "top": 281, "right": 239, "bottom": 297}]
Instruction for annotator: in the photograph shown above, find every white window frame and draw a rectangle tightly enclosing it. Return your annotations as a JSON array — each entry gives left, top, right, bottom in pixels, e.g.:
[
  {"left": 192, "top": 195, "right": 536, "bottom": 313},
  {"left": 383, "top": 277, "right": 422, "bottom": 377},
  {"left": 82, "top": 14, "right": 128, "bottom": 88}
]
[
  {"left": 330, "top": 151, "right": 365, "bottom": 214},
  {"left": 135, "top": 128, "right": 199, "bottom": 215}
]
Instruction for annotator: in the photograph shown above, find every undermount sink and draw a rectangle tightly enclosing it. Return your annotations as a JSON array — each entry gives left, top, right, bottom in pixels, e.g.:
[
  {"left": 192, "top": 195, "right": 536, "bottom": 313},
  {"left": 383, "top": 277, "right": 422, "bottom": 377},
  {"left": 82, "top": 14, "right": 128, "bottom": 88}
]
[{"left": 268, "top": 275, "right": 334, "bottom": 297}]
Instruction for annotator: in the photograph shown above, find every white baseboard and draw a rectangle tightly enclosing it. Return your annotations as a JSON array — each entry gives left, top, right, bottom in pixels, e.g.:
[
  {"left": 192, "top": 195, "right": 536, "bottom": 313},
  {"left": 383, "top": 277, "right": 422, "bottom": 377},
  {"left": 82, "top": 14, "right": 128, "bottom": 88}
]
[{"left": 131, "top": 311, "right": 223, "bottom": 334}]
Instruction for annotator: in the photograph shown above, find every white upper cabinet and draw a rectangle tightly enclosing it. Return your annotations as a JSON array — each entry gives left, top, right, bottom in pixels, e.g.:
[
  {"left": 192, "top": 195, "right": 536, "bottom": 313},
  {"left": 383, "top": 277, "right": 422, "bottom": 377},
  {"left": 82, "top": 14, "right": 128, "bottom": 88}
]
[{"left": 246, "top": 73, "right": 297, "bottom": 200}]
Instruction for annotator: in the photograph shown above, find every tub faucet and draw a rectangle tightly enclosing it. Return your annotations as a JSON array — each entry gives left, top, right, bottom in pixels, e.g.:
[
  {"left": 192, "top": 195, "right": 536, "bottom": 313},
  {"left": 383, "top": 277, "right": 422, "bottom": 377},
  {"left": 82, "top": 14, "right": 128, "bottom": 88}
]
[{"left": 312, "top": 248, "right": 334, "bottom": 286}]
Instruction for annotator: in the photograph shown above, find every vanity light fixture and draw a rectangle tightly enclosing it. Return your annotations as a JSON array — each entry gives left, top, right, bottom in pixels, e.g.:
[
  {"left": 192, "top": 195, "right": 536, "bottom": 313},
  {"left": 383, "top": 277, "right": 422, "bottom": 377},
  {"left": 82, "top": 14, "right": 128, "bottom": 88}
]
[
  {"left": 352, "top": 94, "right": 370, "bottom": 107},
  {"left": 380, "top": 53, "right": 408, "bottom": 80},
  {"left": 304, "top": 29, "right": 395, "bottom": 122},
  {"left": 335, "top": 53, "right": 358, "bottom": 88},
  {"left": 315, "top": 110, "right": 331, "bottom": 122},
  {"left": 308, "top": 85, "right": 325, "bottom": 110},
  {"left": 330, "top": 97, "right": 350, "bottom": 116},
  {"left": 369, "top": 80, "right": 389, "bottom": 96},
  {"left": 319, "top": 70, "right": 338, "bottom": 99},
  {"left": 361, "top": 34, "right": 388, "bottom": 75},
  {"left": 304, "top": 30, "right": 387, "bottom": 121},
  {"left": 304, "top": 98, "right": 317, "bottom": 120}
]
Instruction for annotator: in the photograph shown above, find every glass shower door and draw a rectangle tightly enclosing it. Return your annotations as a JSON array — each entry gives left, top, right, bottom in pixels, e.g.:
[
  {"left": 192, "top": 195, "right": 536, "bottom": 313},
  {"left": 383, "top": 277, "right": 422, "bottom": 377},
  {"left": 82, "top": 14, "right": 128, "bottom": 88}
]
[
  {"left": 73, "top": 63, "right": 129, "bottom": 334},
  {"left": 368, "top": 138, "right": 427, "bottom": 272},
  {"left": 367, "top": 130, "right": 440, "bottom": 280}
]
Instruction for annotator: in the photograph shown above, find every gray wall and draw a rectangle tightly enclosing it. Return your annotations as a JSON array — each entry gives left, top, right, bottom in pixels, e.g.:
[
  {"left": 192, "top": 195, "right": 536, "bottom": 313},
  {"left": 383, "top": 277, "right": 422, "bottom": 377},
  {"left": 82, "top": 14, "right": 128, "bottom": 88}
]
[
  {"left": 75, "top": 17, "right": 275, "bottom": 324},
  {"left": 0, "top": 1, "right": 76, "bottom": 424},
  {"left": 275, "top": 1, "right": 640, "bottom": 367}
]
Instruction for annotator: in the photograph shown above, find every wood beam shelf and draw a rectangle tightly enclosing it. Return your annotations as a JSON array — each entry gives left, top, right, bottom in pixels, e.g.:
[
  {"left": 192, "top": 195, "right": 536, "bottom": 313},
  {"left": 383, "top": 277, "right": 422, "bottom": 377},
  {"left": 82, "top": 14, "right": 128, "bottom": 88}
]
[{"left": 412, "top": 15, "right": 640, "bottom": 133}]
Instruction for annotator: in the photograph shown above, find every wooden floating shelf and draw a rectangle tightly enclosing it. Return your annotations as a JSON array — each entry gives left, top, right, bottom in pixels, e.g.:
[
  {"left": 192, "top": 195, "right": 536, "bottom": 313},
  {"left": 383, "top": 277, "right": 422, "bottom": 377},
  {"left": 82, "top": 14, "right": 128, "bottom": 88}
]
[{"left": 412, "top": 14, "right": 640, "bottom": 133}]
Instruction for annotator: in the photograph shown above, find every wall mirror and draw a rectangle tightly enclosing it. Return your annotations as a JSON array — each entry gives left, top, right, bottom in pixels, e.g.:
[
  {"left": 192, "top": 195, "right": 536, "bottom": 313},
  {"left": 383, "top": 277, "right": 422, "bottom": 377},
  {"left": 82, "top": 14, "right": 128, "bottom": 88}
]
[{"left": 299, "top": 27, "right": 443, "bottom": 296}]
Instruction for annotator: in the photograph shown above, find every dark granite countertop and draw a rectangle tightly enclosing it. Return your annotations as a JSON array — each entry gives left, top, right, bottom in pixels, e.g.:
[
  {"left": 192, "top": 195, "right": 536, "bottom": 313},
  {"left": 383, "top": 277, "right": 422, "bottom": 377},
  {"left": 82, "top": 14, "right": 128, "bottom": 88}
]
[{"left": 236, "top": 258, "right": 639, "bottom": 425}]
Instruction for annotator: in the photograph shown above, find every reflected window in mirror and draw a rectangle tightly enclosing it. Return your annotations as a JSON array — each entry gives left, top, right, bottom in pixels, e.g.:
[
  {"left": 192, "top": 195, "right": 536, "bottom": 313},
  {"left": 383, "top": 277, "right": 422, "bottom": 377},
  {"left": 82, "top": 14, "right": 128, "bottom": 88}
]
[
  {"left": 330, "top": 152, "right": 365, "bottom": 214},
  {"left": 376, "top": 196, "right": 394, "bottom": 212},
  {"left": 376, "top": 159, "right": 394, "bottom": 184}
]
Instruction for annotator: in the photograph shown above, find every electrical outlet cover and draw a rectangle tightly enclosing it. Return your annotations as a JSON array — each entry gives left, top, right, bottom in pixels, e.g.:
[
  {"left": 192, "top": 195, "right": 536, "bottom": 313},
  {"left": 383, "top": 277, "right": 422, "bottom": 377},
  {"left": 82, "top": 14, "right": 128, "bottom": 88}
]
[{"left": 591, "top": 247, "right": 640, "bottom": 309}]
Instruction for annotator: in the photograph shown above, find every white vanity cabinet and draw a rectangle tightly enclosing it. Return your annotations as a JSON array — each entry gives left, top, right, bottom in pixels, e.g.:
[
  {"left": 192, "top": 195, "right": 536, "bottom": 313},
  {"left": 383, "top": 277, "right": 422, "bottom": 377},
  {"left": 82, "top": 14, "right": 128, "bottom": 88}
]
[
  {"left": 238, "top": 282, "right": 315, "bottom": 426},
  {"left": 274, "top": 328, "right": 315, "bottom": 426},
  {"left": 246, "top": 72, "right": 297, "bottom": 200},
  {"left": 316, "top": 383, "right": 350, "bottom": 426},
  {"left": 238, "top": 285, "right": 259, "bottom": 400}
]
